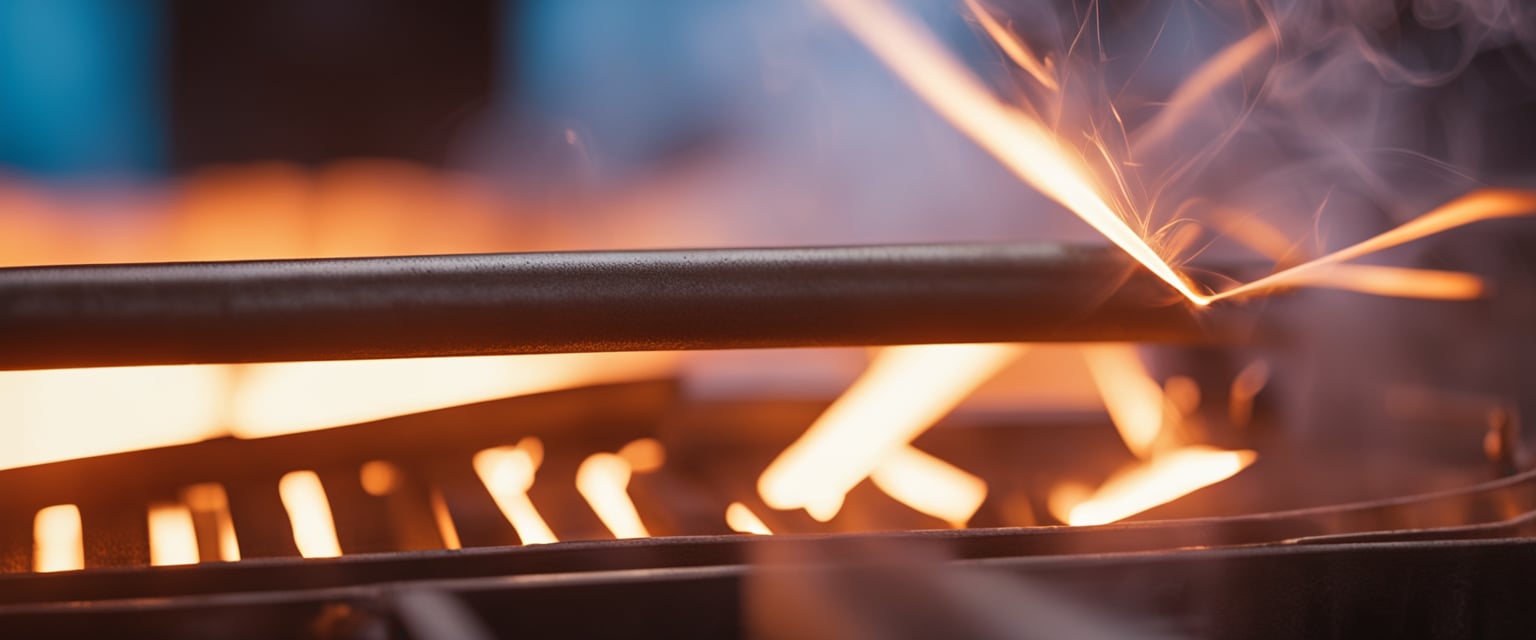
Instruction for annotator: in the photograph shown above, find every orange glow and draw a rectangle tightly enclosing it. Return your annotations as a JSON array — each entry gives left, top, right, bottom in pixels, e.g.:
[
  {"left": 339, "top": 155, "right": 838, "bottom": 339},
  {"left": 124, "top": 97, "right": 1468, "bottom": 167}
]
[
  {"left": 962, "top": 0, "right": 1057, "bottom": 91},
  {"left": 277, "top": 470, "right": 343, "bottom": 558},
  {"left": 1054, "top": 446, "right": 1256, "bottom": 525},
  {"left": 183, "top": 483, "right": 240, "bottom": 562},
  {"left": 359, "top": 460, "right": 404, "bottom": 497},
  {"left": 0, "top": 365, "right": 232, "bottom": 469},
  {"left": 869, "top": 446, "right": 987, "bottom": 527},
  {"left": 726, "top": 502, "right": 773, "bottom": 535},
  {"left": 818, "top": 0, "right": 1206, "bottom": 305},
  {"left": 1229, "top": 360, "right": 1271, "bottom": 428},
  {"left": 1210, "top": 190, "right": 1536, "bottom": 301},
  {"left": 148, "top": 502, "right": 200, "bottom": 566},
  {"left": 228, "top": 352, "right": 674, "bottom": 438},
  {"left": 473, "top": 440, "right": 558, "bottom": 544},
  {"left": 757, "top": 343, "right": 1022, "bottom": 516},
  {"left": 576, "top": 453, "right": 651, "bottom": 539},
  {"left": 33, "top": 504, "right": 83, "bottom": 573},
  {"left": 618, "top": 438, "right": 666, "bottom": 473},
  {"left": 429, "top": 489, "right": 464, "bottom": 551},
  {"left": 1080, "top": 345, "right": 1167, "bottom": 459}
]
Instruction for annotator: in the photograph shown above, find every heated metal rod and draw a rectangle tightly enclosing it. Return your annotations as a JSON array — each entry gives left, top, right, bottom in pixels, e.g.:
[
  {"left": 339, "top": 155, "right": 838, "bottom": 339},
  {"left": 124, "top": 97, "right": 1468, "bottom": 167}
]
[{"left": 0, "top": 244, "right": 1245, "bottom": 370}]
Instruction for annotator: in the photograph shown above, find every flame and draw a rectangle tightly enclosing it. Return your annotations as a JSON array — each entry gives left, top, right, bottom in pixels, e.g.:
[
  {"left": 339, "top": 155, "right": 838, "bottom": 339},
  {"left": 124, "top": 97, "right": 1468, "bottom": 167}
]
[
  {"left": 575, "top": 453, "right": 651, "bottom": 539},
  {"left": 277, "top": 471, "right": 343, "bottom": 558},
  {"left": 148, "top": 502, "right": 200, "bottom": 566},
  {"left": 1054, "top": 446, "right": 1256, "bottom": 525},
  {"left": 819, "top": 0, "right": 1206, "bottom": 304},
  {"left": 726, "top": 502, "right": 774, "bottom": 535},
  {"left": 183, "top": 483, "right": 241, "bottom": 562},
  {"left": 429, "top": 489, "right": 464, "bottom": 550},
  {"left": 32, "top": 504, "right": 83, "bottom": 572},
  {"left": 869, "top": 446, "right": 987, "bottom": 527},
  {"left": 1080, "top": 346, "right": 1167, "bottom": 459},
  {"left": 757, "top": 343, "right": 1021, "bottom": 517},
  {"left": 473, "top": 439, "right": 558, "bottom": 544}
]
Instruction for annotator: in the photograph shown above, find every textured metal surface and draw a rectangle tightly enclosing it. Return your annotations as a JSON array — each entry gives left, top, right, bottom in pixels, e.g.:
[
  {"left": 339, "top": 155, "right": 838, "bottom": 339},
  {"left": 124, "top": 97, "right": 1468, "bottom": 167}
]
[{"left": 0, "top": 244, "right": 1242, "bottom": 369}]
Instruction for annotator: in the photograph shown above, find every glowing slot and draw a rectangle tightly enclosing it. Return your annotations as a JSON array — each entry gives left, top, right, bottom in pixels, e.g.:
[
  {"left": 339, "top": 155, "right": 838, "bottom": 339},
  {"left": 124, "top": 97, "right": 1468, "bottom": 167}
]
[
  {"left": 576, "top": 453, "right": 650, "bottom": 539},
  {"left": 1058, "top": 446, "right": 1256, "bottom": 526},
  {"left": 277, "top": 471, "right": 343, "bottom": 558},
  {"left": 472, "top": 440, "right": 557, "bottom": 544},
  {"left": 726, "top": 502, "right": 773, "bottom": 535},
  {"left": 870, "top": 446, "right": 987, "bottom": 527},
  {"left": 33, "top": 504, "right": 83, "bottom": 573},
  {"left": 148, "top": 503, "right": 200, "bottom": 566},
  {"left": 183, "top": 483, "right": 240, "bottom": 561},
  {"left": 428, "top": 489, "right": 464, "bottom": 550},
  {"left": 757, "top": 343, "right": 1022, "bottom": 517},
  {"left": 1081, "top": 345, "right": 1168, "bottom": 459}
]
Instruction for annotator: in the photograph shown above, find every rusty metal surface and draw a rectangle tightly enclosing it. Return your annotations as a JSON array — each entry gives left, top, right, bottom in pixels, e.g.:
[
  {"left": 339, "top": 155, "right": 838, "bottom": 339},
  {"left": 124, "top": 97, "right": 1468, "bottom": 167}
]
[{"left": 0, "top": 244, "right": 1245, "bottom": 369}]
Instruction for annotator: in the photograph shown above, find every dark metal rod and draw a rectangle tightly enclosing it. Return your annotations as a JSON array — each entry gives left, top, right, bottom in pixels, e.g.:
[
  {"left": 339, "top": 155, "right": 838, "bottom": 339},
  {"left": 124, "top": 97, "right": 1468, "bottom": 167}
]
[{"left": 0, "top": 243, "right": 1244, "bottom": 369}]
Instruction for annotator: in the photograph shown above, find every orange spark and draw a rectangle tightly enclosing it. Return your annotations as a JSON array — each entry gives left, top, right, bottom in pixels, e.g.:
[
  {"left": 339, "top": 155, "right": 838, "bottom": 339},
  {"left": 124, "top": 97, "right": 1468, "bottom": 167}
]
[
  {"left": 576, "top": 453, "right": 651, "bottom": 539},
  {"left": 1210, "top": 190, "right": 1536, "bottom": 301},
  {"left": 818, "top": 0, "right": 1207, "bottom": 304},
  {"left": 757, "top": 343, "right": 1022, "bottom": 516},
  {"left": 963, "top": 0, "right": 1058, "bottom": 91},
  {"left": 1133, "top": 28, "right": 1277, "bottom": 154}
]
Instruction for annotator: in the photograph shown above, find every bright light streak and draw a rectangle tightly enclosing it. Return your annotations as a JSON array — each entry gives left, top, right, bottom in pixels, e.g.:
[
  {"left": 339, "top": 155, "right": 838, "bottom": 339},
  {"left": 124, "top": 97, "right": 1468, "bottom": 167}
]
[
  {"left": 963, "top": 0, "right": 1057, "bottom": 91},
  {"left": 33, "top": 504, "right": 83, "bottom": 573},
  {"left": 870, "top": 446, "right": 987, "bottom": 527},
  {"left": 576, "top": 453, "right": 650, "bottom": 539},
  {"left": 1133, "top": 28, "right": 1276, "bottom": 154},
  {"left": 229, "top": 352, "right": 674, "bottom": 437},
  {"left": 148, "top": 503, "right": 200, "bottom": 566},
  {"left": 1058, "top": 446, "right": 1256, "bottom": 525},
  {"left": 818, "top": 0, "right": 1207, "bottom": 305},
  {"left": 277, "top": 471, "right": 343, "bottom": 558},
  {"left": 726, "top": 502, "right": 773, "bottom": 535},
  {"left": 1080, "top": 345, "right": 1167, "bottom": 459},
  {"left": 0, "top": 365, "right": 231, "bottom": 470},
  {"left": 429, "top": 489, "right": 464, "bottom": 550},
  {"left": 757, "top": 343, "right": 1022, "bottom": 516},
  {"left": 1210, "top": 190, "right": 1536, "bottom": 301},
  {"left": 473, "top": 440, "right": 558, "bottom": 545}
]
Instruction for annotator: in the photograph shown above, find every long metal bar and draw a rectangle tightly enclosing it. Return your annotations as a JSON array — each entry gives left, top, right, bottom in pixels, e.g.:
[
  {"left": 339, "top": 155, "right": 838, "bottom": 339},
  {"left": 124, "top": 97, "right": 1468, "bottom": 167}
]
[{"left": 0, "top": 244, "right": 1244, "bottom": 369}]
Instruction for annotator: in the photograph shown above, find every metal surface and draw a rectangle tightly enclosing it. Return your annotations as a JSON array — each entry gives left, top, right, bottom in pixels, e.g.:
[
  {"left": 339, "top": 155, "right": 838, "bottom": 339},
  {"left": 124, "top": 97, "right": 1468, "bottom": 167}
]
[{"left": 0, "top": 244, "right": 1244, "bottom": 369}]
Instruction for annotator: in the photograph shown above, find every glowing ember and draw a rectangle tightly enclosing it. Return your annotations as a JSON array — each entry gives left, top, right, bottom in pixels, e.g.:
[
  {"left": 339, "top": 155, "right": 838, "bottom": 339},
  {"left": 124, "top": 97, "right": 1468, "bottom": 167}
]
[
  {"left": 32, "top": 504, "right": 83, "bottom": 573},
  {"left": 618, "top": 437, "right": 666, "bottom": 473},
  {"left": 757, "top": 343, "right": 1022, "bottom": 517},
  {"left": 147, "top": 502, "right": 200, "bottom": 566},
  {"left": 473, "top": 439, "right": 558, "bottom": 544},
  {"left": 1055, "top": 446, "right": 1256, "bottom": 525},
  {"left": 575, "top": 453, "right": 651, "bottom": 539},
  {"left": 1080, "top": 346, "right": 1169, "bottom": 459},
  {"left": 726, "top": 502, "right": 774, "bottom": 535},
  {"left": 277, "top": 471, "right": 343, "bottom": 558},
  {"left": 869, "top": 445, "right": 987, "bottom": 527}
]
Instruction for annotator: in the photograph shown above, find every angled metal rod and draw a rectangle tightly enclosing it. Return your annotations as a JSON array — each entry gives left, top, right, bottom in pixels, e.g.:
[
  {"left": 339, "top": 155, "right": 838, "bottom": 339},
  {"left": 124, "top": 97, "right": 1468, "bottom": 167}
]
[{"left": 0, "top": 243, "right": 1247, "bottom": 370}]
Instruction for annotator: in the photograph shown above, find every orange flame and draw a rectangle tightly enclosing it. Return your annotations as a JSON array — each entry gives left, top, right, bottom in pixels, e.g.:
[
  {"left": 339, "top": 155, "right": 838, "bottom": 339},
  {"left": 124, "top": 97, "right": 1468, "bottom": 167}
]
[
  {"left": 1080, "top": 345, "right": 1167, "bottom": 459},
  {"left": 1052, "top": 446, "right": 1256, "bottom": 525},
  {"left": 869, "top": 445, "right": 988, "bottom": 527},
  {"left": 473, "top": 439, "right": 558, "bottom": 544},
  {"left": 757, "top": 343, "right": 1021, "bottom": 517},
  {"left": 576, "top": 453, "right": 651, "bottom": 539},
  {"left": 32, "top": 505, "right": 83, "bottom": 573},
  {"left": 148, "top": 503, "right": 200, "bottom": 566},
  {"left": 726, "top": 502, "right": 774, "bottom": 535},
  {"left": 277, "top": 471, "right": 343, "bottom": 558}
]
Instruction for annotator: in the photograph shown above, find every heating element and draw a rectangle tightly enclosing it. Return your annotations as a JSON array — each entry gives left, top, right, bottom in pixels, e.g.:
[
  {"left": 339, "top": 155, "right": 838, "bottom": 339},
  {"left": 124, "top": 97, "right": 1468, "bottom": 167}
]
[{"left": 0, "top": 246, "right": 1527, "bottom": 639}]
